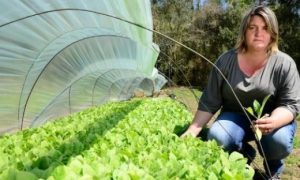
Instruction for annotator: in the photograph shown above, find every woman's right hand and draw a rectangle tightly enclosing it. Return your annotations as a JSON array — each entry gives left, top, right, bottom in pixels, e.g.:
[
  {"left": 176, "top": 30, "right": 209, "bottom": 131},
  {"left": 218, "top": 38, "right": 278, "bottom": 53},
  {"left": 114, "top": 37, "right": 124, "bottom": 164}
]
[
  {"left": 180, "top": 110, "right": 213, "bottom": 138},
  {"left": 180, "top": 125, "right": 201, "bottom": 138}
]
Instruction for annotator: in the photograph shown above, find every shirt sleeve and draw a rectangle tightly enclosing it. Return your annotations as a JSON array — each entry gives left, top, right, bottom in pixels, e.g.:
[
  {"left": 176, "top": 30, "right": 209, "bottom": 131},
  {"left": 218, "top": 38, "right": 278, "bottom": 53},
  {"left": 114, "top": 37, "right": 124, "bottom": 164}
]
[
  {"left": 198, "top": 56, "right": 225, "bottom": 113},
  {"left": 276, "top": 57, "right": 300, "bottom": 118}
]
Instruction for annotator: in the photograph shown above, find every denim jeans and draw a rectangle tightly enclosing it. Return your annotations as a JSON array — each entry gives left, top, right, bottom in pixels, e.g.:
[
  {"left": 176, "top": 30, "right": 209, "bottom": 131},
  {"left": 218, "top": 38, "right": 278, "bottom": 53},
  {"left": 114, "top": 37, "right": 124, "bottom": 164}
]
[{"left": 207, "top": 112, "right": 296, "bottom": 175}]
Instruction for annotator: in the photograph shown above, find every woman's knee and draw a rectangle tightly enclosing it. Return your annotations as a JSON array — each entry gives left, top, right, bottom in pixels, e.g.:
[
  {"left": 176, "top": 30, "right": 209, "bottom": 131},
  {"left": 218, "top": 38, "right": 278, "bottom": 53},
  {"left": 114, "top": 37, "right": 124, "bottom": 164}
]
[
  {"left": 207, "top": 112, "right": 249, "bottom": 152},
  {"left": 207, "top": 122, "right": 240, "bottom": 152},
  {"left": 260, "top": 128, "right": 294, "bottom": 160}
]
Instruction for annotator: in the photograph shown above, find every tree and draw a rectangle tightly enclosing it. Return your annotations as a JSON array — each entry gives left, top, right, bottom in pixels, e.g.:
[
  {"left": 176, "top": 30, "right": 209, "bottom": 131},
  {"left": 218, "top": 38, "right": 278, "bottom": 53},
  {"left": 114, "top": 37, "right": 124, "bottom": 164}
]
[
  {"left": 272, "top": 0, "right": 300, "bottom": 69},
  {"left": 152, "top": 0, "right": 252, "bottom": 87}
]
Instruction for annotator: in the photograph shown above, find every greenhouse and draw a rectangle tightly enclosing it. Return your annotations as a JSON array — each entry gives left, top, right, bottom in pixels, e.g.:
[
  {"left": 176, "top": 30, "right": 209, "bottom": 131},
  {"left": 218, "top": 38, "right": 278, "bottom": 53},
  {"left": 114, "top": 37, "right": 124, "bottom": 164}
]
[
  {"left": 0, "top": 0, "right": 254, "bottom": 179},
  {"left": 0, "top": 0, "right": 166, "bottom": 133}
]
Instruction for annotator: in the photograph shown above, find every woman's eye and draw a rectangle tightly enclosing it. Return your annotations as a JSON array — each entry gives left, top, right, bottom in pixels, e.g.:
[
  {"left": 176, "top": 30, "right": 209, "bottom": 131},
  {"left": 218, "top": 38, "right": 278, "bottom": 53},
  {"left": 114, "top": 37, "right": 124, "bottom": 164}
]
[{"left": 248, "top": 26, "right": 255, "bottom": 30}]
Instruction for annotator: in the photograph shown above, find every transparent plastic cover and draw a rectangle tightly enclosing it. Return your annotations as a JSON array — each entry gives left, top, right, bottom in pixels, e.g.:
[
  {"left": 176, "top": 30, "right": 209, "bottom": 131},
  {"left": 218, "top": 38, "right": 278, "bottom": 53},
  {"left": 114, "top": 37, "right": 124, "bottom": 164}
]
[{"left": 0, "top": 0, "right": 166, "bottom": 134}]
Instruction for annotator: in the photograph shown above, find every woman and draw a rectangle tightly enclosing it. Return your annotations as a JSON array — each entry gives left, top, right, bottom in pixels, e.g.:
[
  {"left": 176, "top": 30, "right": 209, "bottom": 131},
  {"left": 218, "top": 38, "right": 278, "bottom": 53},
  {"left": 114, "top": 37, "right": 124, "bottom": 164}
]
[{"left": 181, "top": 6, "right": 300, "bottom": 179}]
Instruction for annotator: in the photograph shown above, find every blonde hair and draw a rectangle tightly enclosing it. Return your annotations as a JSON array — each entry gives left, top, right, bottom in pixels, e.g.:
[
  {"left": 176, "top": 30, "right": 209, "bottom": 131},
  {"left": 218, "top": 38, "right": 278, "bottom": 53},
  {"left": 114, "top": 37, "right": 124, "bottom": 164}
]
[{"left": 235, "top": 6, "right": 279, "bottom": 54}]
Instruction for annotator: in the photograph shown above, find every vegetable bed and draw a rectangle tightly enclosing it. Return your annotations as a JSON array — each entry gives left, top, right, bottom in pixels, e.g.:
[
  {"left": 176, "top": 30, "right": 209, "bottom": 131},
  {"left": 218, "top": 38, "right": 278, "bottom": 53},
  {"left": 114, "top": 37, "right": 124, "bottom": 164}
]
[{"left": 0, "top": 98, "right": 254, "bottom": 179}]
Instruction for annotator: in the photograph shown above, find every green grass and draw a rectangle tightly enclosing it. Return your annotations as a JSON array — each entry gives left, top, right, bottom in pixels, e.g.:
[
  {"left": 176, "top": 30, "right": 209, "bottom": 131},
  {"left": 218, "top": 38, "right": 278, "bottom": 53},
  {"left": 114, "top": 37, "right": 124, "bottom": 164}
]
[
  {"left": 162, "top": 87, "right": 201, "bottom": 114},
  {"left": 294, "top": 136, "right": 300, "bottom": 148}
]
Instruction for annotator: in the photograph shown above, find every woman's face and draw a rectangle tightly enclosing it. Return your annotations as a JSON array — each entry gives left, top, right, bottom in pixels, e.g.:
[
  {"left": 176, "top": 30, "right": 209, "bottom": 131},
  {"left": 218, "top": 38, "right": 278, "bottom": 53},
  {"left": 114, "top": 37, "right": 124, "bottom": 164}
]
[{"left": 245, "top": 15, "right": 271, "bottom": 52}]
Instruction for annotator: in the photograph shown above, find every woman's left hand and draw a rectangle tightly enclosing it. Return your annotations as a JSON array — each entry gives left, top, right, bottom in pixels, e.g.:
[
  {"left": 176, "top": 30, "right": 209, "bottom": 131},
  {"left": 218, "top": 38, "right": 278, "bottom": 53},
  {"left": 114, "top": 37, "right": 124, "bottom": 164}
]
[
  {"left": 255, "top": 107, "right": 294, "bottom": 135},
  {"left": 255, "top": 114, "right": 276, "bottom": 135}
]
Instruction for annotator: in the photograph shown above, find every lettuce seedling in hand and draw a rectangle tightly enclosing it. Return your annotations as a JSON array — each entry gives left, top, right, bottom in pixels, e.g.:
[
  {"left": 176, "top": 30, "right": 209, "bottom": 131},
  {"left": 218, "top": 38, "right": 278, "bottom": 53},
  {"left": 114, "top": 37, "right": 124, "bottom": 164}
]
[{"left": 245, "top": 95, "right": 271, "bottom": 140}]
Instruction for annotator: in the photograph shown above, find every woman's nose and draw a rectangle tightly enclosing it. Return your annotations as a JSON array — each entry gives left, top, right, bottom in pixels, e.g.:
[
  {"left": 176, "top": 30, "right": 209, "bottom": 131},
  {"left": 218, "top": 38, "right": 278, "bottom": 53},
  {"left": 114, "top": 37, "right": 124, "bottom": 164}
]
[{"left": 255, "top": 27, "right": 263, "bottom": 36}]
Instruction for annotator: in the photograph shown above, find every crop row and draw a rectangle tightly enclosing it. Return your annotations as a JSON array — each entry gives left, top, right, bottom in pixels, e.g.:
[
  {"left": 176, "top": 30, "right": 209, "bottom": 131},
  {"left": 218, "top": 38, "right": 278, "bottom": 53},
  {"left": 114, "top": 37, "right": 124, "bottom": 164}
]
[{"left": 0, "top": 98, "right": 254, "bottom": 179}]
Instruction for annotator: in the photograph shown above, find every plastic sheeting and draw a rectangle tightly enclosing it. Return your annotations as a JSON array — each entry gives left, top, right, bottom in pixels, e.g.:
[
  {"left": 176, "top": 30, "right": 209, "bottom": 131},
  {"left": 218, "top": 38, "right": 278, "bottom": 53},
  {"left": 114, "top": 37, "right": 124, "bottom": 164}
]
[{"left": 0, "top": 0, "right": 167, "bottom": 134}]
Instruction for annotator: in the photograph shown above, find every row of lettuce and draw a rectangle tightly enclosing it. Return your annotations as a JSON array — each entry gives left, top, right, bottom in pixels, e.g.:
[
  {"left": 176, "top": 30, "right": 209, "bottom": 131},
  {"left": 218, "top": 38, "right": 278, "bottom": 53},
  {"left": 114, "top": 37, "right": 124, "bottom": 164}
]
[{"left": 0, "top": 98, "right": 254, "bottom": 179}]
